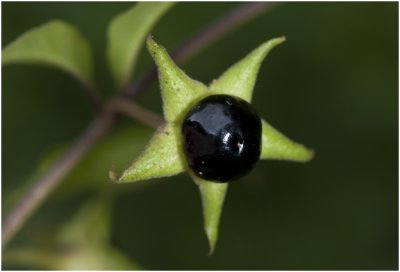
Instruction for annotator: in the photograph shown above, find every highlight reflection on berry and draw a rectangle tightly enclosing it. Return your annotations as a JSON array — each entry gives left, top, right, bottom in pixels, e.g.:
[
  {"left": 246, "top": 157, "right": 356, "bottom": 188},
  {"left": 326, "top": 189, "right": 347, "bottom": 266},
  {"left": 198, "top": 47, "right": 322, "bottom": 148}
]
[{"left": 182, "top": 95, "right": 261, "bottom": 182}]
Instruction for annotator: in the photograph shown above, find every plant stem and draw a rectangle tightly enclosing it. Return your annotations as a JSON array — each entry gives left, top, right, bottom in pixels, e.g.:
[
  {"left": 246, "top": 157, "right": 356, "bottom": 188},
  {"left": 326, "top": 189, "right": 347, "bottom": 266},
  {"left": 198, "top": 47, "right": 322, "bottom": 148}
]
[
  {"left": 108, "top": 97, "right": 165, "bottom": 128},
  {"left": 2, "top": 2, "right": 276, "bottom": 248},
  {"left": 81, "top": 82, "right": 103, "bottom": 110}
]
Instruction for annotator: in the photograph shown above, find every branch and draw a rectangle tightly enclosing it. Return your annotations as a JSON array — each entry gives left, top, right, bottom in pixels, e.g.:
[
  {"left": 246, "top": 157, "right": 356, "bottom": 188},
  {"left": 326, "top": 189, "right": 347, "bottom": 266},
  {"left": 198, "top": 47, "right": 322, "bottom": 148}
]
[
  {"left": 108, "top": 97, "right": 165, "bottom": 128},
  {"left": 2, "top": 2, "right": 277, "bottom": 248},
  {"left": 80, "top": 82, "right": 103, "bottom": 110}
]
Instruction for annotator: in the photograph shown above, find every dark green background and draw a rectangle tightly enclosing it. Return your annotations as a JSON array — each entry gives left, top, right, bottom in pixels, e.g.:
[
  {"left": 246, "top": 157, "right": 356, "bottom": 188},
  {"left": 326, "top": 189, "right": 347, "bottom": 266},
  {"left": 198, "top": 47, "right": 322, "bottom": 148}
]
[{"left": 2, "top": 2, "right": 398, "bottom": 270}]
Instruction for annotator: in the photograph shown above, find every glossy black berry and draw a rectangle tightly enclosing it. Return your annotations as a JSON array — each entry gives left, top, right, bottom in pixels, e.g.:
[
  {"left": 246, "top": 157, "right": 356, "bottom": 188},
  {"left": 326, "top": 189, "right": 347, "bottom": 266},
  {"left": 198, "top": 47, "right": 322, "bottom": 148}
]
[{"left": 181, "top": 94, "right": 262, "bottom": 182}]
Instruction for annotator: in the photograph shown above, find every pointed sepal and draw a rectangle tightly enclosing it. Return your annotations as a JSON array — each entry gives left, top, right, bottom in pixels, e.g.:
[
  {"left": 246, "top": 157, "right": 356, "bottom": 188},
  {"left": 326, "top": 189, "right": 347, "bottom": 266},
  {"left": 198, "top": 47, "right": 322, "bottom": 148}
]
[
  {"left": 209, "top": 37, "right": 286, "bottom": 102},
  {"left": 147, "top": 37, "right": 208, "bottom": 123},
  {"left": 112, "top": 123, "right": 185, "bottom": 183},
  {"left": 192, "top": 175, "right": 228, "bottom": 255},
  {"left": 261, "top": 119, "right": 314, "bottom": 162}
]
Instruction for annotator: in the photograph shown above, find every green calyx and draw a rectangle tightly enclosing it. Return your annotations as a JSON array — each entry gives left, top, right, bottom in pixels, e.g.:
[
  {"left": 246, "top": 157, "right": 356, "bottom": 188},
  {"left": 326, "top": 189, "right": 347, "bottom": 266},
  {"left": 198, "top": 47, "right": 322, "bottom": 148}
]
[{"left": 111, "top": 36, "right": 314, "bottom": 254}]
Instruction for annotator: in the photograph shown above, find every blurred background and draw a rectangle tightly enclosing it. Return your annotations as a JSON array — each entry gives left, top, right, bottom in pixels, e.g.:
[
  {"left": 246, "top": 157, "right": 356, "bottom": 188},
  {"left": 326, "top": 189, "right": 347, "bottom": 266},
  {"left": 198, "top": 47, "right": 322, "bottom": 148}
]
[{"left": 2, "top": 2, "right": 398, "bottom": 270}]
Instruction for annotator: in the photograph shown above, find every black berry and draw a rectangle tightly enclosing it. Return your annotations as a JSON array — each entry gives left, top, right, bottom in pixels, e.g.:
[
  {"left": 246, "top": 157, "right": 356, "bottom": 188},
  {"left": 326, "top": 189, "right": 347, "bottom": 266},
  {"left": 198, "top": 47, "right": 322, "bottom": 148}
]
[{"left": 181, "top": 94, "right": 262, "bottom": 182}]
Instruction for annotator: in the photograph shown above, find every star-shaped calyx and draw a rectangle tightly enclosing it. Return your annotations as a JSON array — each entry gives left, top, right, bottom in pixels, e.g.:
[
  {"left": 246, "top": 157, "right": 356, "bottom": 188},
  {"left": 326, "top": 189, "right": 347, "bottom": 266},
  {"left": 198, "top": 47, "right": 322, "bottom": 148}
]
[{"left": 110, "top": 36, "right": 314, "bottom": 254}]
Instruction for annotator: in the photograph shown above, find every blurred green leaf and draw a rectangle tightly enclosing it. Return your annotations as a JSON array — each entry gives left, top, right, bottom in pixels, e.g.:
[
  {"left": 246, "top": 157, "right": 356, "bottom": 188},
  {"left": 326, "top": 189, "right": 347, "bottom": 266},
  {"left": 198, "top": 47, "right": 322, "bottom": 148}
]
[
  {"left": 107, "top": 2, "right": 174, "bottom": 88},
  {"left": 3, "top": 248, "right": 60, "bottom": 269},
  {"left": 209, "top": 37, "right": 286, "bottom": 102},
  {"left": 3, "top": 246, "right": 140, "bottom": 270},
  {"left": 4, "top": 195, "right": 141, "bottom": 270},
  {"left": 57, "top": 193, "right": 113, "bottom": 246},
  {"left": 59, "top": 246, "right": 140, "bottom": 270},
  {"left": 2, "top": 20, "right": 94, "bottom": 87}
]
